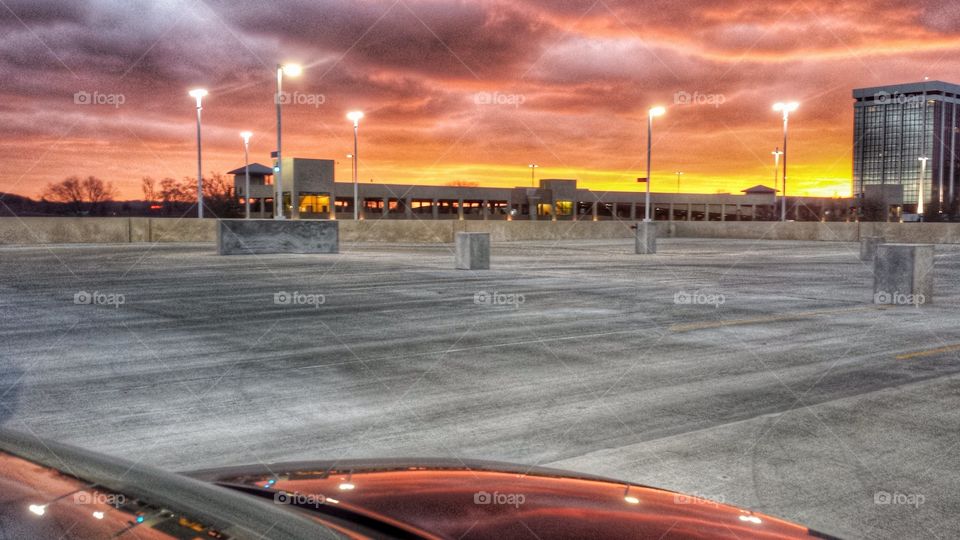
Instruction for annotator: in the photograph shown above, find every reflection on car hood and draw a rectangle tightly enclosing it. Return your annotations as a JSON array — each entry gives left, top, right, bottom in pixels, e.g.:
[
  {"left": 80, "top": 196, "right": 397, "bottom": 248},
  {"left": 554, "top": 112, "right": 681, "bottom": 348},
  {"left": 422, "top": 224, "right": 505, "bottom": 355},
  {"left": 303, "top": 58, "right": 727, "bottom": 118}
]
[{"left": 191, "top": 458, "right": 840, "bottom": 540}]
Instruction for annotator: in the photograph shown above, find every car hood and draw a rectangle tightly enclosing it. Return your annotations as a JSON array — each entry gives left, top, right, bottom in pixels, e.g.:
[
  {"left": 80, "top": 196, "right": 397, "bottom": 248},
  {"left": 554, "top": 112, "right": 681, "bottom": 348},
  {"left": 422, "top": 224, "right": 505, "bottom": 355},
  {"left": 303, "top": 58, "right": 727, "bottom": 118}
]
[{"left": 189, "top": 458, "right": 839, "bottom": 540}]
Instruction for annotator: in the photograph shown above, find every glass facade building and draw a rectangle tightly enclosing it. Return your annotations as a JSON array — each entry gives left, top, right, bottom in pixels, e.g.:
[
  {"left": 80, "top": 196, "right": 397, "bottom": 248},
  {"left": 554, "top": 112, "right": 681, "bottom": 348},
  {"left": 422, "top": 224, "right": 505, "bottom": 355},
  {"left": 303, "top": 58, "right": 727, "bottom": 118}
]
[{"left": 853, "top": 81, "right": 960, "bottom": 216}]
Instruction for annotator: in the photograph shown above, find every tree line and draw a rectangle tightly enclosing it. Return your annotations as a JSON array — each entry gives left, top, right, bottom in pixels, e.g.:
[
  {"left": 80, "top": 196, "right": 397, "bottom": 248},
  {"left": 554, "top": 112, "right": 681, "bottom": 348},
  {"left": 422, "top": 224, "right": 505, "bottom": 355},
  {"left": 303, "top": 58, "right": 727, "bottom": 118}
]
[{"left": 28, "top": 174, "right": 242, "bottom": 217}]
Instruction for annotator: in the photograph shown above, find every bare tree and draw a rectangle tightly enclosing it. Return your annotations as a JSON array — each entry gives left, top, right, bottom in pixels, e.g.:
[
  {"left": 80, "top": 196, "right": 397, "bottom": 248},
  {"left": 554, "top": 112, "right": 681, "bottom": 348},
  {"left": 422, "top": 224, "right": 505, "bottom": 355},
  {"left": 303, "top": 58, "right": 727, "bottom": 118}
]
[
  {"left": 81, "top": 176, "right": 117, "bottom": 211},
  {"left": 445, "top": 180, "right": 479, "bottom": 187},
  {"left": 141, "top": 177, "right": 157, "bottom": 204},
  {"left": 43, "top": 176, "right": 116, "bottom": 215}
]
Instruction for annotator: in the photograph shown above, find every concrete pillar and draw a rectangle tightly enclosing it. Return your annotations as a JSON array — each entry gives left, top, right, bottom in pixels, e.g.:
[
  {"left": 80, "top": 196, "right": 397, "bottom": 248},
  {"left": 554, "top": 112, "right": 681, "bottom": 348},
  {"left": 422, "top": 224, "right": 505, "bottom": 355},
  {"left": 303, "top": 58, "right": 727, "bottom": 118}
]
[
  {"left": 382, "top": 197, "right": 389, "bottom": 217},
  {"left": 668, "top": 203, "right": 674, "bottom": 222},
  {"left": 720, "top": 204, "right": 726, "bottom": 222},
  {"left": 457, "top": 198, "right": 464, "bottom": 220},
  {"left": 629, "top": 203, "right": 636, "bottom": 220},
  {"left": 482, "top": 200, "right": 489, "bottom": 221},
  {"left": 432, "top": 199, "right": 439, "bottom": 220},
  {"left": 455, "top": 232, "right": 490, "bottom": 270},
  {"left": 736, "top": 204, "right": 741, "bottom": 221},
  {"left": 404, "top": 197, "right": 413, "bottom": 219},
  {"left": 592, "top": 201, "right": 598, "bottom": 221},
  {"left": 611, "top": 203, "right": 619, "bottom": 220},
  {"left": 686, "top": 203, "right": 692, "bottom": 221},
  {"left": 873, "top": 244, "right": 934, "bottom": 305},
  {"left": 635, "top": 222, "right": 657, "bottom": 254},
  {"left": 860, "top": 236, "right": 884, "bottom": 262}
]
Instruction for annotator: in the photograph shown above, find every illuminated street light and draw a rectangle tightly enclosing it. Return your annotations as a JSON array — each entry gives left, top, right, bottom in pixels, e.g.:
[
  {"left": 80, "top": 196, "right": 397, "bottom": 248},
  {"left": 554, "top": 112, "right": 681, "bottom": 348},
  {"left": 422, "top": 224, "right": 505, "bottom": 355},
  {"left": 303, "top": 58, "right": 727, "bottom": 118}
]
[
  {"left": 772, "top": 102, "right": 799, "bottom": 221},
  {"left": 772, "top": 147, "right": 783, "bottom": 208},
  {"left": 347, "top": 111, "right": 365, "bottom": 220},
  {"left": 675, "top": 171, "right": 683, "bottom": 193},
  {"left": 28, "top": 504, "right": 46, "bottom": 516},
  {"left": 275, "top": 63, "right": 303, "bottom": 219},
  {"left": 240, "top": 131, "right": 253, "bottom": 219},
  {"left": 188, "top": 88, "right": 208, "bottom": 219},
  {"left": 528, "top": 163, "right": 539, "bottom": 187},
  {"left": 645, "top": 106, "right": 666, "bottom": 221}
]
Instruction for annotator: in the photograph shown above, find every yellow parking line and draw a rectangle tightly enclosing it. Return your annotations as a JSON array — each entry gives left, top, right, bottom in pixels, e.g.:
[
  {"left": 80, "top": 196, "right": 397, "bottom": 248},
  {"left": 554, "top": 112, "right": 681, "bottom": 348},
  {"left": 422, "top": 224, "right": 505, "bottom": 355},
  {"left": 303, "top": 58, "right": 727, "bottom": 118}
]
[
  {"left": 897, "top": 344, "right": 960, "bottom": 361},
  {"left": 670, "top": 306, "right": 888, "bottom": 333}
]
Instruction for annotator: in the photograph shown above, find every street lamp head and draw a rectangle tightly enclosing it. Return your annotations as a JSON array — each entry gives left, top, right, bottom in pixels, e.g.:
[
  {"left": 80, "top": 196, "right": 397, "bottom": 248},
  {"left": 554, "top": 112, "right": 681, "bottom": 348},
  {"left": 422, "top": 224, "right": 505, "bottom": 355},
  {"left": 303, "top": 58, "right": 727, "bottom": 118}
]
[
  {"left": 347, "top": 111, "right": 365, "bottom": 125},
  {"left": 240, "top": 131, "right": 253, "bottom": 144},
  {"left": 280, "top": 63, "right": 303, "bottom": 77},
  {"left": 188, "top": 88, "right": 208, "bottom": 107},
  {"left": 649, "top": 106, "right": 666, "bottom": 117},
  {"left": 528, "top": 163, "right": 539, "bottom": 169},
  {"left": 773, "top": 101, "right": 799, "bottom": 113}
]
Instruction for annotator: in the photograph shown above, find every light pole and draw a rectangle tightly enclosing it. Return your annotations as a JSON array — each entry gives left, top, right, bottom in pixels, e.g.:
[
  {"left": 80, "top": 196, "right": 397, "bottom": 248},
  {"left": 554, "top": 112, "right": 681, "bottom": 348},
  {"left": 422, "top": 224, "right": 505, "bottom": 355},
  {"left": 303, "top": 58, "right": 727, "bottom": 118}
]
[
  {"left": 275, "top": 63, "right": 302, "bottom": 219},
  {"left": 772, "top": 147, "right": 783, "bottom": 214},
  {"left": 645, "top": 106, "right": 666, "bottom": 221},
  {"left": 918, "top": 156, "right": 928, "bottom": 221},
  {"left": 240, "top": 131, "right": 253, "bottom": 219},
  {"left": 347, "top": 111, "right": 364, "bottom": 220},
  {"left": 528, "top": 164, "right": 539, "bottom": 187},
  {"left": 773, "top": 102, "right": 799, "bottom": 222},
  {"left": 188, "top": 89, "right": 208, "bottom": 219},
  {"left": 675, "top": 171, "right": 683, "bottom": 193}
]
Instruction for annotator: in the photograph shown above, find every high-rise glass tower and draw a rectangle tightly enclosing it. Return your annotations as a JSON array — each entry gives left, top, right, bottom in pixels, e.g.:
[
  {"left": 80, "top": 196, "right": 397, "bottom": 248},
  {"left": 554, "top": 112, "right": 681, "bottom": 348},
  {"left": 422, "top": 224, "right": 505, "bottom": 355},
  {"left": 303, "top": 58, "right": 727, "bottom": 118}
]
[{"left": 853, "top": 81, "right": 960, "bottom": 216}]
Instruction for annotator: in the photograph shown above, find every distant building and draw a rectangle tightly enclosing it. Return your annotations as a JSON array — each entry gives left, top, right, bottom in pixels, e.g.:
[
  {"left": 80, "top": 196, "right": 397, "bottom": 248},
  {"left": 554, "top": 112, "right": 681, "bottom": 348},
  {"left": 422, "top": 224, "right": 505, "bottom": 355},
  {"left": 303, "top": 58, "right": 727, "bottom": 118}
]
[
  {"left": 853, "top": 80, "right": 960, "bottom": 218},
  {"left": 229, "top": 160, "right": 853, "bottom": 222},
  {"left": 740, "top": 185, "right": 777, "bottom": 195}
]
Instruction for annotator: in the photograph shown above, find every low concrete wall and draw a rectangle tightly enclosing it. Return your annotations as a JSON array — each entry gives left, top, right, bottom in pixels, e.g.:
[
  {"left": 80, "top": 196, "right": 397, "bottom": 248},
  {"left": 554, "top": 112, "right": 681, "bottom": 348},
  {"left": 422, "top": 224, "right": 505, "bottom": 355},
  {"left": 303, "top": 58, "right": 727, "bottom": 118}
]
[
  {"left": 459, "top": 220, "right": 636, "bottom": 241},
  {"left": 0, "top": 217, "right": 216, "bottom": 244},
  {"left": 8, "top": 217, "right": 960, "bottom": 245},
  {"left": 339, "top": 220, "right": 454, "bottom": 244},
  {"left": 668, "top": 221, "right": 859, "bottom": 242},
  {"left": 0, "top": 217, "right": 132, "bottom": 244}
]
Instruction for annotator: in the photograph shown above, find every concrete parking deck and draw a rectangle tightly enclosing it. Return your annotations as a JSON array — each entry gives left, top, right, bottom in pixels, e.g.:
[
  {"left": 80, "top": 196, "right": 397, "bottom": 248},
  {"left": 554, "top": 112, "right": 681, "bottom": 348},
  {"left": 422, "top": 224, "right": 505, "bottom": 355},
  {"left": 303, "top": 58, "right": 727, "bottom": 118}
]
[{"left": 1, "top": 238, "right": 959, "bottom": 539}]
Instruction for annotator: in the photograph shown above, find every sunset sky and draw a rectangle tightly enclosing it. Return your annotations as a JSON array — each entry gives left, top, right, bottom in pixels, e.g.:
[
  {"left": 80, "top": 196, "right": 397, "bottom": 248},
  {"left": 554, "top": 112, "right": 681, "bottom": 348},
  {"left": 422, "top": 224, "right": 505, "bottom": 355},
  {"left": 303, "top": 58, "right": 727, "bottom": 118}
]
[{"left": 2, "top": 0, "right": 960, "bottom": 200}]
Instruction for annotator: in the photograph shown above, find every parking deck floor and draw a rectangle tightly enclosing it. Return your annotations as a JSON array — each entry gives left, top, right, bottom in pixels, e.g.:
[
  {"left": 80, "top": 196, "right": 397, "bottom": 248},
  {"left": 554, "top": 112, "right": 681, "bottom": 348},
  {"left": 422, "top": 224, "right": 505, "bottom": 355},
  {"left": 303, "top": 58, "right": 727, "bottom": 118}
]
[{"left": 2, "top": 238, "right": 959, "bottom": 538}]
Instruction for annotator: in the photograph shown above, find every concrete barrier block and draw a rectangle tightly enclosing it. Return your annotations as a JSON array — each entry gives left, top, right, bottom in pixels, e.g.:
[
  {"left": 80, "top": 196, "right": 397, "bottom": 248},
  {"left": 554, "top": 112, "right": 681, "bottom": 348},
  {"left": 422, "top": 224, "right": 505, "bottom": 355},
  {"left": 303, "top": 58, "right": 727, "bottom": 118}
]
[
  {"left": 873, "top": 243, "right": 933, "bottom": 305},
  {"left": 455, "top": 232, "right": 490, "bottom": 270},
  {"left": 860, "top": 236, "right": 884, "bottom": 262},
  {"left": 218, "top": 219, "right": 338, "bottom": 255},
  {"left": 635, "top": 222, "right": 657, "bottom": 254}
]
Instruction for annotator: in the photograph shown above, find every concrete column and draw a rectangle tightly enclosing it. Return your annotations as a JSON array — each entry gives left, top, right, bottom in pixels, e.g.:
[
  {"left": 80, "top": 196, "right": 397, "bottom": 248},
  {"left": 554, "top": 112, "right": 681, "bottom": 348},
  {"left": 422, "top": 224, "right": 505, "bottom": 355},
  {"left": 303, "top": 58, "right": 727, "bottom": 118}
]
[
  {"left": 404, "top": 197, "right": 413, "bottom": 219},
  {"left": 629, "top": 203, "right": 636, "bottom": 220},
  {"left": 455, "top": 232, "right": 490, "bottom": 270},
  {"left": 482, "top": 200, "right": 489, "bottom": 221},
  {"left": 736, "top": 204, "right": 741, "bottom": 221},
  {"left": 720, "top": 204, "right": 726, "bottom": 222},
  {"left": 687, "top": 203, "right": 692, "bottom": 221},
  {"left": 382, "top": 197, "right": 389, "bottom": 217},
  {"left": 860, "top": 236, "right": 884, "bottom": 262},
  {"left": 457, "top": 198, "right": 464, "bottom": 221},
  {"left": 874, "top": 244, "right": 933, "bottom": 305},
  {"left": 592, "top": 201, "right": 598, "bottom": 221},
  {"left": 611, "top": 203, "right": 619, "bottom": 220},
  {"left": 668, "top": 203, "right": 674, "bottom": 222},
  {"left": 635, "top": 222, "right": 657, "bottom": 254},
  {"left": 291, "top": 190, "right": 300, "bottom": 220},
  {"left": 432, "top": 199, "right": 439, "bottom": 220}
]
